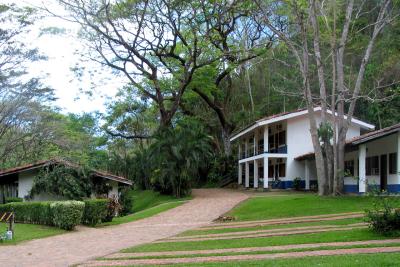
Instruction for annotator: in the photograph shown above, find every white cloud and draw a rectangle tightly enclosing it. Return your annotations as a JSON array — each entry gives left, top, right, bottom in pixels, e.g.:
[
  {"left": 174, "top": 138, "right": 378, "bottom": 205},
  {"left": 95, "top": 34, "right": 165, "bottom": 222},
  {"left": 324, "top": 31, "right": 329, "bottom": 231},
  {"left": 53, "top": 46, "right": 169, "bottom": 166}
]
[{"left": 1, "top": 0, "right": 126, "bottom": 114}]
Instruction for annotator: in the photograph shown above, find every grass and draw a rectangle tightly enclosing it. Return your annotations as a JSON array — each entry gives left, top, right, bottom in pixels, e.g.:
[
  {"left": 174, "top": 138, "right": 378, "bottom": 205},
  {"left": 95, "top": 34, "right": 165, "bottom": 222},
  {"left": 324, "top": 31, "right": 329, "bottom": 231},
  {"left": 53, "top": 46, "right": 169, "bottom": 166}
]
[
  {"left": 102, "top": 243, "right": 400, "bottom": 260},
  {"left": 100, "top": 189, "right": 190, "bottom": 226},
  {"left": 122, "top": 228, "right": 387, "bottom": 253},
  {"left": 226, "top": 194, "right": 374, "bottom": 221},
  {"left": 100, "top": 202, "right": 184, "bottom": 226},
  {"left": 139, "top": 252, "right": 400, "bottom": 266},
  {"left": 129, "top": 190, "right": 191, "bottom": 212},
  {"left": 180, "top": 217, "right": 364, "bottom": 236},
  {"left": 0, "top": 223, "right": 66, "bottom": 245}
]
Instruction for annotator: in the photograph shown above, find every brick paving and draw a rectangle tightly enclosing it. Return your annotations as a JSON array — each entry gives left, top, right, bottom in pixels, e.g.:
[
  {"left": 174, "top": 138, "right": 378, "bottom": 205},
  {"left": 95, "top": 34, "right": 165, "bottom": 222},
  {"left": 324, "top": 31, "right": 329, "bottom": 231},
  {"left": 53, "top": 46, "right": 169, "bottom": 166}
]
[
  {"left": 166, "top": 223, "right": 367, "bottom": 241},
  {"left": 0, "top": 189, "right": 248, "bottom": 267},
  {"left": 105, "top": 238, "right": 400, "bottom": 259},
  {"left": 200, "top": 212, "right": 364, "bottom": 230},
  {"left": 153, "top": 225, "right": 368, "bottom": 243},
  {"left": 82, "top": 246, "right": 400, "bottom": 266}
]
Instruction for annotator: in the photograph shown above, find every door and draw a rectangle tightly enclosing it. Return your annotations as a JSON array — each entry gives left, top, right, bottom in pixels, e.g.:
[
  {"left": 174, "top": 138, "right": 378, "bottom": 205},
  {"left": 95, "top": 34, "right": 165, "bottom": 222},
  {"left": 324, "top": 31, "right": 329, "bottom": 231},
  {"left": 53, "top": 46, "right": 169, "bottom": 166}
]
[{"left": 380, "top": 155, "right": 387, "bottom": 191}]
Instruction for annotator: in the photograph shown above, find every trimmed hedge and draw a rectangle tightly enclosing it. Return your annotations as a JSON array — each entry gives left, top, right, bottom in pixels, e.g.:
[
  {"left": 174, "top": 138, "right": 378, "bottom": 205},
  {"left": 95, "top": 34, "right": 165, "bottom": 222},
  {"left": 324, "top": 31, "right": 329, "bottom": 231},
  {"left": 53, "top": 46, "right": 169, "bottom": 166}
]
[
  {"left": 5, "top": 197, "right": 23, "bottom": 203},
  {"left": 82, "top": 199, "right": 108, "bottom": 226},
  {"left": 51, "top": 201, "right": 85, "bottom": 230},
  {"left": 0, "top": 201, "right": 53, "bottom": 225},
  {"left": 0, "top": 198, "right": 114, "bottom": 229}
]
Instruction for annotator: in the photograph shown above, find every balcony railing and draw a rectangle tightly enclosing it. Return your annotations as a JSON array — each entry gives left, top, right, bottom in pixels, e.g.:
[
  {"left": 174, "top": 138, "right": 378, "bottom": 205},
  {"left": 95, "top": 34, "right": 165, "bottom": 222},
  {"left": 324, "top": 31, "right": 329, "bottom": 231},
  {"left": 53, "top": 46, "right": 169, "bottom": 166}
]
[{"left": 239, "top": 144, "right": 288, "bottom": 159}]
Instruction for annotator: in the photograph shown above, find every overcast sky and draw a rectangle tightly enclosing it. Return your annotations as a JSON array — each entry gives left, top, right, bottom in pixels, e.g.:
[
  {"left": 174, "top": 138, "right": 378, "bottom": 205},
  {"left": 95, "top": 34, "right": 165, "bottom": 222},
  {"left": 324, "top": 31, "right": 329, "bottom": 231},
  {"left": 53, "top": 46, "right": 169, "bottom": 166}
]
[{"left": 2, "top": 0, "right": 125, "bottom": 114}]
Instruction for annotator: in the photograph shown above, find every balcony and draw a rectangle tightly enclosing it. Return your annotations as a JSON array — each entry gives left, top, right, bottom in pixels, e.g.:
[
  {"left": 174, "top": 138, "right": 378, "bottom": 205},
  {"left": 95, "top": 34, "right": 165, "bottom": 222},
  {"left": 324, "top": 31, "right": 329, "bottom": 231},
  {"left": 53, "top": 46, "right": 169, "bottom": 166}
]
[{"left": 239, "top": 144, "right": 288, "bottom": 160}]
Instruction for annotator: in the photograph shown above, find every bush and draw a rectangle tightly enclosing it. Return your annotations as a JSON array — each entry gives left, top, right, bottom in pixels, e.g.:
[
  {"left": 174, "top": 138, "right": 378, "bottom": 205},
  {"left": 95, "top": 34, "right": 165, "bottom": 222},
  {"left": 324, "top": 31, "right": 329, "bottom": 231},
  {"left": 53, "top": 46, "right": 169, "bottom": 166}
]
[
  {"left": 103, "top": 197, "right": 121, "bottom": 222},
  {"left": 119, "top": 188, "right": 133, "bottom": 216},
  {"left": 293, "top": 177, "right": 302, "bottom": 191},
  {"left": 82, "top": 199, "right": 108, "bottom": 226},
  {"left": 0, "top": 201, "right": 53, "bottom": 225},
  {"left": 365, "top": 193, "right": 400, "bottom": 236},
  {"left": 5, "top": 197, "right": 23, "bottom": 203},
  {"left": 51, "top": 201, "right": 84, "bottom": 230}
]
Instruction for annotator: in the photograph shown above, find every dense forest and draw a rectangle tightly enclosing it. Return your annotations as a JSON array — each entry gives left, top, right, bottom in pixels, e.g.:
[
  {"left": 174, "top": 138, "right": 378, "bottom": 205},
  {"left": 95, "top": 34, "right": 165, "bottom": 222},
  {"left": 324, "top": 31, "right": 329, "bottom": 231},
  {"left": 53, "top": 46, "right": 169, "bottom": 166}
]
[{"left": 1, "top": 0, "right": 399, "bottom": 197}]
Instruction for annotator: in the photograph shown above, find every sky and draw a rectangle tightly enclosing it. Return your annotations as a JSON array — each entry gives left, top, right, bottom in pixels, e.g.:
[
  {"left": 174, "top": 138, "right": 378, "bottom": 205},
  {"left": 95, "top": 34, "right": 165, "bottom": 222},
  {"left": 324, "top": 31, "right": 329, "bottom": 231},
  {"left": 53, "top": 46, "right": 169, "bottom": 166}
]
[{"left": 2, "top": 0, "right": 125, "bottom": 114}]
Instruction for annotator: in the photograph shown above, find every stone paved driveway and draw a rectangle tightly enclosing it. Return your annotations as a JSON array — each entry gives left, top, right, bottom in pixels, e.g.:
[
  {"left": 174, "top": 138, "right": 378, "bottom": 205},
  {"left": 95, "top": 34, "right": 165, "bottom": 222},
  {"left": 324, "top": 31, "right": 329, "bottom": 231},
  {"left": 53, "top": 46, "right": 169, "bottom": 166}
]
[{"left": 0, "top": 189, "right": 247, "bottom": 267}]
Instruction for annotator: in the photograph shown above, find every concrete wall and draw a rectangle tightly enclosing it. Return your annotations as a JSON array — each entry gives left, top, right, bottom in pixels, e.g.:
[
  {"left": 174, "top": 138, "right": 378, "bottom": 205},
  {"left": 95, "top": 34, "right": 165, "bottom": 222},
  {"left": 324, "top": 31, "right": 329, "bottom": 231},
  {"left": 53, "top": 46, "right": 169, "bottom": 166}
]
[{"left": 108, "top": 181, "right": 119, "bottom": 199}]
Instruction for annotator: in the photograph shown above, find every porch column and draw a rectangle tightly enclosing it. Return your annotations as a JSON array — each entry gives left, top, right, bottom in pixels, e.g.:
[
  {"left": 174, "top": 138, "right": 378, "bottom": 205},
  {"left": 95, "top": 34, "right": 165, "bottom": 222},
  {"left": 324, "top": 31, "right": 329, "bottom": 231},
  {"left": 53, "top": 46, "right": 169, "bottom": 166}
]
[
  {"left": 263, "top": 156, "right": 269, "bottom": 188},
  {"left": 359, "top": 144, "right": 367, "bottom": 193},
  {"left": 238, "top": 163, "right": 242, "bottom": 185},
  {"left": 263, "top": 126, "right": 269, "bottom": 153},
  {"left": 254, "top": 160, "right": 259, "bottom": 188},
  {"left": 245, "top": 161, "right": 250, "bottom": 188},
  {"left": 238, "top": 140, "right": 241, "bottom": 160},
  {"left": 305, "top": 160, "right": 310, "bottom": 190},
  {"left": 397, "top": 133, "right": 400, "bottom": 185},
  {"left": 244, "top": 138, "right": 248, "bottom": 158},
  {"left": 254, "top": 130, "right": 259, "bottom": 156}
]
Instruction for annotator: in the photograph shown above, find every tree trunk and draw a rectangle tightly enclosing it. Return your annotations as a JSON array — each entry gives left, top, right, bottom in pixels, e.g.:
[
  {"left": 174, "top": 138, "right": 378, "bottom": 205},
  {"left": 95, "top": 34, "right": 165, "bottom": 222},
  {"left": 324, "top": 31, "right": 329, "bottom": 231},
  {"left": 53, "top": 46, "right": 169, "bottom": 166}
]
[{"left": 222, "top": 126, "right": 232, "bottom": 156}]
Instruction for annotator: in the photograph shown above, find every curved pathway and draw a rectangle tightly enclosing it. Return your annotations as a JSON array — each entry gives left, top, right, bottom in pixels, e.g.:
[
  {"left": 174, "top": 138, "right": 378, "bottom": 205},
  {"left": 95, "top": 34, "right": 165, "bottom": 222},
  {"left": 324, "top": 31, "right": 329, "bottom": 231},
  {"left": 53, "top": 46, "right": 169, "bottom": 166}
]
[{"left": 0, "top": 189, "right": 247, "bottom": 267}]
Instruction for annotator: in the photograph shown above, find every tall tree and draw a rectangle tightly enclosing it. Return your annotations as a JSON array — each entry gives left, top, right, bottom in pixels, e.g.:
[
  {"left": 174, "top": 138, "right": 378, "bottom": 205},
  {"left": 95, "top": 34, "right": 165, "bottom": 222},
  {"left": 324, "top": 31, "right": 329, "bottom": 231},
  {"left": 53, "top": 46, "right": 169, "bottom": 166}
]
[{"left": 256, "top": 0, "right": 396, "bottom": 195}]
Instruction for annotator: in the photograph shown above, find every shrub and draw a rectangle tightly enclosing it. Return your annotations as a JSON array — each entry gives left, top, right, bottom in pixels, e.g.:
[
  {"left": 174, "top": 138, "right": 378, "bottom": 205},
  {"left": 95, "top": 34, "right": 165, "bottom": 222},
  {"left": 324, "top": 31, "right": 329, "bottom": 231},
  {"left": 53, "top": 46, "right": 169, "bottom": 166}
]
[
  {"left": 293, "top": 177, "right": 302, "bottom": 191},
  {"left": 82, "top": 199, "right": 108, "bottom": 226},
  {"left": 119, "top": 188, "right": 133, "bottom": 216},
  {"left": 0, "top": 201, "right": 53, "bottom": 225},
  {"left": 365, "top": 193, "right": 400, "bottom": 236},
  {"left": 51, "top": 201, "right": 84, "bottom": 230},
  {"left": 103, "top": 197, "right": 121, "bottom": 222},
  {"left": 5, "top": 197, "right": 23, "bottom": 203}
]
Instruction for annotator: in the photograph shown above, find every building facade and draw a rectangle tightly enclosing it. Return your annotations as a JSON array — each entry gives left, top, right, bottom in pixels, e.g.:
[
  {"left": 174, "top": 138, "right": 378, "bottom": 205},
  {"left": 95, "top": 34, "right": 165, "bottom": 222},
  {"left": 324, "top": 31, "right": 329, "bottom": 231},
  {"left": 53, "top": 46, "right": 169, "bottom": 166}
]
[{"left": 230, "top": 107, "right": 400, "bottom": 193}]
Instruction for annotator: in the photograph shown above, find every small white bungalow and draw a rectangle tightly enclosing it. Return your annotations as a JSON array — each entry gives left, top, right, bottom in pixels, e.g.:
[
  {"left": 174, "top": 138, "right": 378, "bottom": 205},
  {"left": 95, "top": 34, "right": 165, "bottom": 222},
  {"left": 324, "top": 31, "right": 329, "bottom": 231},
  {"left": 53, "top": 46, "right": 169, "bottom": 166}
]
[
  {"left": 0, "top": 159, "right": 132, "bottom": 201},
  {"left": 230, "top": 107, "right": 400, "bottom": 193}
]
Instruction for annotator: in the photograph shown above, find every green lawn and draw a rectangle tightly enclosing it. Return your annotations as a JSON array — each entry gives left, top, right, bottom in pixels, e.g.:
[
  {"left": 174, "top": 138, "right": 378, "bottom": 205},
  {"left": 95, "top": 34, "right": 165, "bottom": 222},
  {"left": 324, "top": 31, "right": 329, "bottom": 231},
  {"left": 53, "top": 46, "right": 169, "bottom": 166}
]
[
  {"left": 129, "top": 190, "right": 191, "bottom": 212},
  {"left": 142, "top": 252, "right": 400, "bottom": 266},
  {"left": 123, "top": 228, "right": 387, "bottom": 253},
  {"left": 100, "top": 201, "right": 185, "bottom": 226},
  {"left": 227, "top": 194, "right": 375, "bottom": 221},
  {"left": 100, "top": 189, "right": 190, "bottom": 226},
  {"left": 0, "top": 223, "right": 66, "bottom": 245}
]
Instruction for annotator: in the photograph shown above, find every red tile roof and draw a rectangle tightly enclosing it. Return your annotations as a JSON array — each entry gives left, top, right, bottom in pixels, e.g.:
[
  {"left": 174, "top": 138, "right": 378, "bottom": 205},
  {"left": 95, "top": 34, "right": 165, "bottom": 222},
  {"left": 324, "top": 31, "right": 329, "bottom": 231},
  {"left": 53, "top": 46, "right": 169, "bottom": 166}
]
[
  {"left": 0, "top": 159, "right": 132, "bottom": 185},
  {"left": 295, "top": 123, "right": 400, "bottom": 161}
]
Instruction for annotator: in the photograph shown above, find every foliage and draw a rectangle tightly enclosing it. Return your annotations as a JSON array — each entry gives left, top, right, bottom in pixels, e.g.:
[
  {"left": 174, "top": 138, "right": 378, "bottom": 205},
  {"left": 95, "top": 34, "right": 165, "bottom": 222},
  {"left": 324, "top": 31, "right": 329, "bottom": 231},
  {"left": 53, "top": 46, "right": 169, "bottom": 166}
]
[
  {"left": 5, "top": 197, "right": 23, "bottom": 203},
  {"left": 119, "top": 188, "right": 133, "bottom": 216},
  {"left": 50, "top": 201, "right": 84, "bottom": 230},
  {"left": 104, "top": 196, "right": 121, "bottom": 222},
  {"left": 293, "top": 177, "right": 302, "bottom": 191},
  {"left": 365, "top": 192, "right": 400, "bottom": 236},
  {"left": 149, "top": 120, "right": 213, "bottom": 197},
  {"left": 29, "top": 164, "right": 93, "bottom": 200},
  {"left": 0, "top": 201, "right": 53, "bottom": 225},
  {"left": 82, "top": 199, "right": 109, "bottom": 226}
]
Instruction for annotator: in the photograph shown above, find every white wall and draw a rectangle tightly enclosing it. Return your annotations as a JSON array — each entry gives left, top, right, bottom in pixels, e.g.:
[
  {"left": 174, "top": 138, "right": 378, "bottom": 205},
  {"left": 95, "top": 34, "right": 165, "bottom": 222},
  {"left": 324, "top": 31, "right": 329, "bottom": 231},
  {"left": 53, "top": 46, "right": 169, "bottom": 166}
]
[
  {"left": 18, "top": 170, "right": 36, "bottom": 200},
  {"left": 344, "top": 134, "right": 398, "bottom": 187},
  {"left": 108, "top": 181, "right": 119, "bottom": 199}
]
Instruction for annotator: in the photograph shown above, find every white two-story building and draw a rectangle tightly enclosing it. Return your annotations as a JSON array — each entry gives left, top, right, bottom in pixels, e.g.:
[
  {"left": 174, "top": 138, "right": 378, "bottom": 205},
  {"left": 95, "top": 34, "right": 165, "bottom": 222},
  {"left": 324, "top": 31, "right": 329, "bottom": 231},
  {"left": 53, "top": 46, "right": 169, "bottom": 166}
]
[{"left": 230, "top": 107, "right": 400, "bottom": 193}]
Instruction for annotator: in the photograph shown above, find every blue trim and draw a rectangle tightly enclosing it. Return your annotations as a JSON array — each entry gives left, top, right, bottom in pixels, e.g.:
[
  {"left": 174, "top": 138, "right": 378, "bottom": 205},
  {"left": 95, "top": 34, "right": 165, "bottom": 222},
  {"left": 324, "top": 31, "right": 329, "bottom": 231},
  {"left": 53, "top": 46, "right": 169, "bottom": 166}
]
[
  {"left": 344, "top": 184, "right": 359, "bottom": 193},
  {"left": 343, "top": 184, "right": 400, "bottom": 193},
  {"left": 387, "top": 184, "right": 400, "bottom": 193}
]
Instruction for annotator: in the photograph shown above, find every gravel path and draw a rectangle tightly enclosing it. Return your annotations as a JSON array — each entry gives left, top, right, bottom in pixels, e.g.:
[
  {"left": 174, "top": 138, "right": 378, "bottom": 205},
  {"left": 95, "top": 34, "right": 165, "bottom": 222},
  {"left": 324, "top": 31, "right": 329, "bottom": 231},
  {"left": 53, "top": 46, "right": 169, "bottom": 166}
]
[
  {"left": 83, "top": 246, "right": 400, "bottom": 266},
  {"left": 0, "top": 189, "right": 247, "bottom": 267},
  {"left": 105, "top": 238, "right": 400, "bottom": 258}
]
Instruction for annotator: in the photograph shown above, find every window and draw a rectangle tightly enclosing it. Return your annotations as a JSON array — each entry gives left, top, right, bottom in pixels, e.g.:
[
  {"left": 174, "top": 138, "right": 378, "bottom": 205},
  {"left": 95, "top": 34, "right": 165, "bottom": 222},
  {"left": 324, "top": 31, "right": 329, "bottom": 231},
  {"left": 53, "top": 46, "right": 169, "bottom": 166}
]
[
  {"left": 278, "top": 131, "right": 286, "bottom": 147},
  {"left": 268, "top": 165, "right": 274, "bottom": 178},
  {"left": 279, "top": 163, "right": 286, "bottom": 177},
  {"left": 258, "top": 139, "right": 264, "bottom": 154},
  {"left": 366, "top": 156, "right": 379, "bottom": 175},
  {"left": 389, "top": 153, "right": 397, "bottom": 174},
  {"left": 268, "top": 135, "right": 275, "bottom": 150},
  {"left": 344, "top": 160, "right": 354, "bottom": 176}
]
